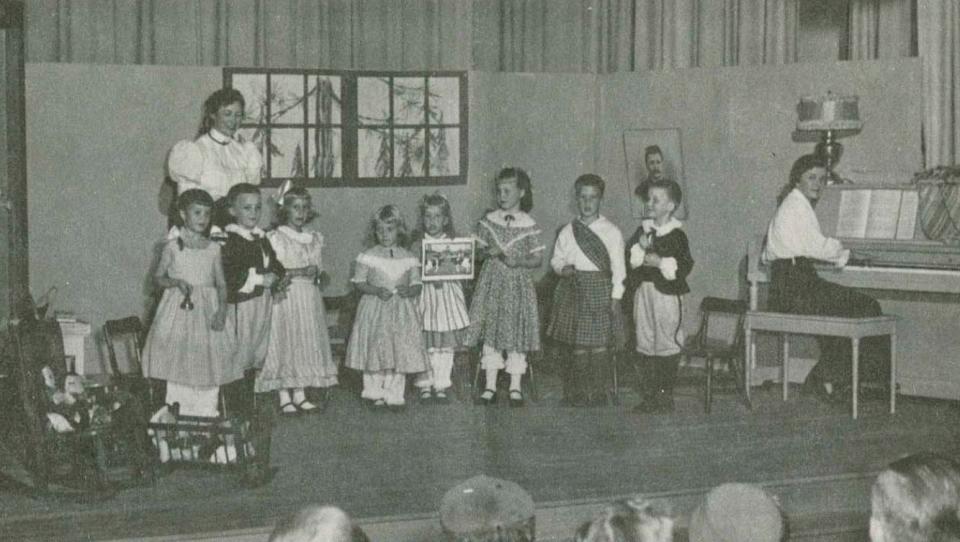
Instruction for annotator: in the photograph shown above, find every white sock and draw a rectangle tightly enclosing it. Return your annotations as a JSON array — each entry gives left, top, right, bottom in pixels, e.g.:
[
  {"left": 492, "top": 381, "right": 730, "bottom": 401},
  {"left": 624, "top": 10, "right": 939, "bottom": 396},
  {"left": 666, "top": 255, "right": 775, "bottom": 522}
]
[
  {"left": 279, "top": 388, "right": 292, "bottom": 406},
  {"left": 509, "top": 373, "right": 522, "bottom": 391},
  {"left": 485, "top": 368, "right": 499, "bottom": 391}
]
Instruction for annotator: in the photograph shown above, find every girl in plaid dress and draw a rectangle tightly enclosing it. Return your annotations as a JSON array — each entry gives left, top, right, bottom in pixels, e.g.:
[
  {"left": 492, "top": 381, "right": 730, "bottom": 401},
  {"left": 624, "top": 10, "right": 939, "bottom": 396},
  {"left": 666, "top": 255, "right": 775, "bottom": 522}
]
[{"left": 469, "top": 168, "right": 545, "bottom": 407}]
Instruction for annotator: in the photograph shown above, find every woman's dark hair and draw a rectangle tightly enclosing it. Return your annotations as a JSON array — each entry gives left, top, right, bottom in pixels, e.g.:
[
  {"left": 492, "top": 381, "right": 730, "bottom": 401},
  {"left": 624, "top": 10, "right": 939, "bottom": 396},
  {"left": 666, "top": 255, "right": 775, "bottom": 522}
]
[
  {"left": 495, "top": 167, "right": 534, "bottom": 212},
  {"left": 276, "top": 187, "right": 317, "bottom": 226},
  {"left": 177, "top": 188, "right": 215, "bottom": 212},
  {"left": 647, "top": 178, "right": 682, "bottom": 206},
  {"left": 778, "top": 154, "right": 826, "bottom": 205},
  {"left": 199, "top": 88, "right": 246, "bottom": 136},
  {"left": 575, "top": 174, "right": 605, "bottom": 197}
]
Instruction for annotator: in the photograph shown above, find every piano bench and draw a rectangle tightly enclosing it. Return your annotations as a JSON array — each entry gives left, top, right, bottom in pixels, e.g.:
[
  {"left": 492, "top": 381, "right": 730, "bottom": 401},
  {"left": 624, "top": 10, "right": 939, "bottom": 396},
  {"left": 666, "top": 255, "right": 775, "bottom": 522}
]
[{"left": 743, "top": 311, "right": 897, "bottom": 419}]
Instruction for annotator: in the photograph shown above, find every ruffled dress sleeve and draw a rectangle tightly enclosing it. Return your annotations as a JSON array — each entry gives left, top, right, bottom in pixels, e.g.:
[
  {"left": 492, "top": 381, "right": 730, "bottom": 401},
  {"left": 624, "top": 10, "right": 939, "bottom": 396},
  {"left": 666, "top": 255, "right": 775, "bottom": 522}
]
[{"left": 168, "top": 140, "right": 205, "bottom": 194}]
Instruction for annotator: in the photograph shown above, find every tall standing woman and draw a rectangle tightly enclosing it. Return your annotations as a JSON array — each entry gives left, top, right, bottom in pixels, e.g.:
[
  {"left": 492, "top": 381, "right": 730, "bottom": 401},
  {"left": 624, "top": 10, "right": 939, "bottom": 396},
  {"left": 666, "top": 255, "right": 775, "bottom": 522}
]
[{"left": 167, "top": 88, "right": 263, "bottom": 230}]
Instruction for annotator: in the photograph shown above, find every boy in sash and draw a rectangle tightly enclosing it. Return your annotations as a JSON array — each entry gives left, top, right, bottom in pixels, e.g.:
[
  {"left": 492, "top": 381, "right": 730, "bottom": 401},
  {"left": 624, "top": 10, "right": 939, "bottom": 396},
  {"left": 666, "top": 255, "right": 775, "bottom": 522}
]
[{"left": 549, "top": 174, "right": 626, "bottom": 406}]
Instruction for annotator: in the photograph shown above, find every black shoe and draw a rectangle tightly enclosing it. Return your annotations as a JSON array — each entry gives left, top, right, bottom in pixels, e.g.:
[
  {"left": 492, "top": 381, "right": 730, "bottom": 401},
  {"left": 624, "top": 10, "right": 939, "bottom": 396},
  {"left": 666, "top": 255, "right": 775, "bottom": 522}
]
[
  {"left": 509, "top": 390, "right": 525, "bottom": 408},
  {"left": 433, "top": 390, "right": 451, "bottom": 404}
]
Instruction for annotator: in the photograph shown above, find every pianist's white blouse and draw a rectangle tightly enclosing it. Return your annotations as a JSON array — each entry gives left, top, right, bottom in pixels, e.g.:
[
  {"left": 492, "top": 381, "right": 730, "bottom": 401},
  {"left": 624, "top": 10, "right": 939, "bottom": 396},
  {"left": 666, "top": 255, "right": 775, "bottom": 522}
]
[{"left": 763, "top": 188, "right": 850, "bottom": 266}]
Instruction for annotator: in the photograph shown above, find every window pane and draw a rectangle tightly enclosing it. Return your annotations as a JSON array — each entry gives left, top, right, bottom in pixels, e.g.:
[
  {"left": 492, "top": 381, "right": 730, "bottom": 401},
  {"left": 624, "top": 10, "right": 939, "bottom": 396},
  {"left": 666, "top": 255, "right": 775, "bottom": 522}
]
[
  {"left": 359, "top": 128, "right": 391, "bottom": 177},
  {"left": 310, "top": 75, "right": 341, "bottom": 125},
  {"left": 232, "top": 74, "right": 267, "bottom": 125},
  {"left": 429, "top": 77, "right": 460, "bottom": 125},
  {"left": 394, "top": 128, "right": 425, "bottom": 177},
  {"left": 237, "top": 127, "right": 268, "bottom": 177},
  {"left": 358, "top": 77, "right": 391, "bottom": 125},
  {"left": 429, "top": 128, "right": 459, "bottom": 176},
  {"left": 271, "top": 74, "right": 307, "bottom": 124},
  {"left": 270, "top": 128, "right": 307, "bottom": 178},
  {"left": 394, "top": 77, "right": 425, "bottom": 125},
  {"left": 310, "top": 128, "right": 341, "bottom": 178}
]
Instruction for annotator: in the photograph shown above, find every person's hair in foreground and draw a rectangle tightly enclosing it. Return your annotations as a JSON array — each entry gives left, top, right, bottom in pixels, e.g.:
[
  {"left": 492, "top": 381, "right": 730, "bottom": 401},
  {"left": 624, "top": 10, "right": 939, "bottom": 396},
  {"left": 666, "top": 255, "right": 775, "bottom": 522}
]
[
  {"left": 871, "top": 453, "right": 960, "bottom": 542},
  {"left": 268, "top": 505, "right": 370, "bottom": 542},
  {"left": 574, "top": 496, "right": 674, "bottom": 542}
]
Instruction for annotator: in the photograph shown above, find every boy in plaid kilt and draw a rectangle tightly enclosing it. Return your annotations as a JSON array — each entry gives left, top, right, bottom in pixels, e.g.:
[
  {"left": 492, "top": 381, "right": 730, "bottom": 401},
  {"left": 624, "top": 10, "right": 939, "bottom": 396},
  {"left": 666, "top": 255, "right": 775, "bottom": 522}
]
[{"left": 548, "top": 174, "right": 626, "bottom": 406}]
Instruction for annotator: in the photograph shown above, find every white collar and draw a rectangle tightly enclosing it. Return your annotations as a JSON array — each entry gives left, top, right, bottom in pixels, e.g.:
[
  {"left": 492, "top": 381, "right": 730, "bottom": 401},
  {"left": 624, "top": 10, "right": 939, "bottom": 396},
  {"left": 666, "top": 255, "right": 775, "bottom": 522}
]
[
  {"left": 486, "top": 209, "right": 535, "bottom": 227},
  {"left": 642, "top": 217, "right": 682, "bottom": 236},
  {"left": 226, "top": 223, "right": 265, "bottom": 240},
  {"left": 277, "top": 225, "right": 313, "bottom": 243},
  {"left": 207, "top": 128, "right": 235, "bottom": 145},
  {"left": 166, "top": 225, "right": 223, "bottom": 241}
]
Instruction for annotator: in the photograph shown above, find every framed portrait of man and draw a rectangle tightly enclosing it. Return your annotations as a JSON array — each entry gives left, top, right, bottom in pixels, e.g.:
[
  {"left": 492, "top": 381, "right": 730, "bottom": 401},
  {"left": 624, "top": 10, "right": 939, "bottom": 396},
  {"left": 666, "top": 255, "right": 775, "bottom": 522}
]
[{"left": 623, "top": 128, "right": 687, "bottom": 219}]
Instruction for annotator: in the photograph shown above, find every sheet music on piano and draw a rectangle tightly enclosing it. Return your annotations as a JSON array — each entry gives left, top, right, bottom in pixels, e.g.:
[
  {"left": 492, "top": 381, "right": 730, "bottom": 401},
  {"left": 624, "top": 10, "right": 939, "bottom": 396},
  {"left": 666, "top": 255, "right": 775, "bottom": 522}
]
[
  {"left": 834, "top": 188, "right": 918, "bottom": 240},
  {"left": 814, "top": 183, "right": 960, "bottom": 275}
]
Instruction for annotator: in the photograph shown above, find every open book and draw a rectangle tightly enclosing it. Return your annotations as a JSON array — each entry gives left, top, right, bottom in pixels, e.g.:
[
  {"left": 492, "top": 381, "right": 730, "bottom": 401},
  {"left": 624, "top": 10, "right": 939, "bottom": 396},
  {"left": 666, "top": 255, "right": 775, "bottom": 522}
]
[{"left": 834, "top": 188, "right": 919, "bottom": 240}]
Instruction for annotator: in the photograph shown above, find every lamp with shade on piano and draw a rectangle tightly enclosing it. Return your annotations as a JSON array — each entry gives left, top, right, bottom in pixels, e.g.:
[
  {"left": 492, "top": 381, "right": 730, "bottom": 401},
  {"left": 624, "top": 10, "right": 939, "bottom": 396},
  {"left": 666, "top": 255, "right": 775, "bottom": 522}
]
[{"left": 794, "top": 92, "right": 863, "bottom": 185}]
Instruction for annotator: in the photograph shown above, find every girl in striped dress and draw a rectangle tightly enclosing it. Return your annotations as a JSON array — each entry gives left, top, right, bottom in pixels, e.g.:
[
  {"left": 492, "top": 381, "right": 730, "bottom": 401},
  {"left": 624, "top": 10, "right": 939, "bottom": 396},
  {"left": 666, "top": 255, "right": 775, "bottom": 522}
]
[{"left": 410, "top": 193, "right": 471, "bottom": 404}]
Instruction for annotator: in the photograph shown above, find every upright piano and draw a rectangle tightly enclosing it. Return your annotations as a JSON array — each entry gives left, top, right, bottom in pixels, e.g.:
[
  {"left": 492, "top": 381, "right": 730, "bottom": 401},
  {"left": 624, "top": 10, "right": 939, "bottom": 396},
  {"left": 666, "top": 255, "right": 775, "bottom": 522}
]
[{"left": 813, "top": 183, "right": 960, "bottom": 399}]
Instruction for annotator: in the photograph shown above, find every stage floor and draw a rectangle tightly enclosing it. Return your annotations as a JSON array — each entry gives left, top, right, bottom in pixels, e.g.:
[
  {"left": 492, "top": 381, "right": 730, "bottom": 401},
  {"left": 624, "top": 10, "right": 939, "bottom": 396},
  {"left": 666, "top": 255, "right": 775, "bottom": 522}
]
[{"left": 2, "top": 373, "right": 959, "bottom": 541}]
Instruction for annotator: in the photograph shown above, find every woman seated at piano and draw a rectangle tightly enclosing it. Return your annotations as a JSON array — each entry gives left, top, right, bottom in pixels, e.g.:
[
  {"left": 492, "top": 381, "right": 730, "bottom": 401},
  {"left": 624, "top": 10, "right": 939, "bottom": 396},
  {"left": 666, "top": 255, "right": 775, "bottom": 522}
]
[{"left": 763, "top": 153, "right": 890, "bottom": 403}]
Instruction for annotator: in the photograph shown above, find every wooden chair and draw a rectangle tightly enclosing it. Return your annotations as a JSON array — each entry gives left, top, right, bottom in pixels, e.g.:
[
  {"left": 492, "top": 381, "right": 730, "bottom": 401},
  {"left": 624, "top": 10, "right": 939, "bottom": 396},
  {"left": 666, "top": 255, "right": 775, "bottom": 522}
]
[
  {"left": 103, "top": 316, "right": 158, "bottom": 410},
  {"left": 324, "top": 292, "right": 359, "bottom": 396},
  {"left": 683, "top": 296, "right": 750, "bottom": 413},
  {"left": 745, "top": 235, "right": 897, "bottom": 419}
]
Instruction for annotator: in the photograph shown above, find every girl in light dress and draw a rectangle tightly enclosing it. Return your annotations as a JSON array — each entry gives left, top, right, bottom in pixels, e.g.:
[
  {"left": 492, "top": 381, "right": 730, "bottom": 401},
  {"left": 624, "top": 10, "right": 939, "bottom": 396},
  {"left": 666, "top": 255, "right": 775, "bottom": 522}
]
[
  {"left": 142, "top": 189, "right": 236, "bottom": 416},
  {"left": 468, "top": 168, "right": 545, "bottom": 407},
  {"left": 410, "top": 193, "right": 471, "bottom": 404},
  {"left": 345, "top": 205, "right": 428, "bottom": 409},
  {"left": 257, "top": 186, "right": 338, "bottom": 415}
]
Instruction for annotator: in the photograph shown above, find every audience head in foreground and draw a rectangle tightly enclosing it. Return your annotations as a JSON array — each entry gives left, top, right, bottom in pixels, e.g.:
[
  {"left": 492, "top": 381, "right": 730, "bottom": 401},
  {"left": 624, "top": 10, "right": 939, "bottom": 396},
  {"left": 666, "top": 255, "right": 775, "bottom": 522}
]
[
  {"left": 688, "top": 483, "right": 784, "bottom": 542},
  {"left": 870, "top": 452, "right": 960, "bottom": 542},
  {"left": 574, "top": 496, "right": 674, "bottom": 542},
  {"left": 268, "top": 505, "right": 369, "bottom": 542},
  {"left": 440, "top": 475, "right": 536, "bottom": 541}
]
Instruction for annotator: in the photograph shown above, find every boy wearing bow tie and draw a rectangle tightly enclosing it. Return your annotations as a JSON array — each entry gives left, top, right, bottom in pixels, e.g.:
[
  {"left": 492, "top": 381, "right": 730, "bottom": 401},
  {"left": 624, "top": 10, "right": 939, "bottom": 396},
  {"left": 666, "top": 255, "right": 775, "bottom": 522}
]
[{"left": 220, "top": 182, "right": 285, "bottom": 484}]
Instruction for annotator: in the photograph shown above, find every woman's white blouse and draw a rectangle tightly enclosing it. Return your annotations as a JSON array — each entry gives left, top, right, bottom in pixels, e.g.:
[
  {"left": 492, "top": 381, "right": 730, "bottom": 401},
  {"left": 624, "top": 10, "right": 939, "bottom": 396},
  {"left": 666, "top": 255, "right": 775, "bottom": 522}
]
[
  {"left": 168, "top": 129, "right": 262, "bottom": 199},
  {"left": 764, "top": 188, "right": 850, "bottom": 266}
]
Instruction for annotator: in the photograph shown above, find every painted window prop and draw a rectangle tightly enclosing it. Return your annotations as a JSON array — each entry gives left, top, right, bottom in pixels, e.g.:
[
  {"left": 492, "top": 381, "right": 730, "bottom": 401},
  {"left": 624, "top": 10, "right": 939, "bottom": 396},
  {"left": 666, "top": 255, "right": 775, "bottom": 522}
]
[
  {"left": 421, "top": 238, "right": 475, "bottom": 281},
  {"left": 224, "top": 69, "right": 468, "bottom": 188},
  {"left": 622, "top": 128, "right": 687, "bottom": 219}
]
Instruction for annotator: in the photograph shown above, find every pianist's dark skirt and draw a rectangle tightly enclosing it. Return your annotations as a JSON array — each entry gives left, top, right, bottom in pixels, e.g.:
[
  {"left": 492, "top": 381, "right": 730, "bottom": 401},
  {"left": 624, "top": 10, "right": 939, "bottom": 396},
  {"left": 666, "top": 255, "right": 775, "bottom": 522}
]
[{"left": 769, "top": 258, "right": 890, "bottom": 387}]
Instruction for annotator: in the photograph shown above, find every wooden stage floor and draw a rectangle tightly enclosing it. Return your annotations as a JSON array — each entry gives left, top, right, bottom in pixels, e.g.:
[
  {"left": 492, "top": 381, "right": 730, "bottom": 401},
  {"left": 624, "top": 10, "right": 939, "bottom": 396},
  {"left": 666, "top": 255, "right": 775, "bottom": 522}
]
[{"left": 2, "top": 374, "right": 959, "bottom": 541}]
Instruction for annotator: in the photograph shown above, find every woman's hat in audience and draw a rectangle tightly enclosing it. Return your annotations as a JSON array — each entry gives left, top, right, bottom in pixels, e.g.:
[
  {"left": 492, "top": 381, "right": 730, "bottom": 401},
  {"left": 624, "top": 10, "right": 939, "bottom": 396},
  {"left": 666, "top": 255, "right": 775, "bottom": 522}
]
[
  {"left": 440, "top": 475, "right": 536, "bottom": 542},
  {"left": 688, "top": 483, "right": 784, "bottom": 542}
]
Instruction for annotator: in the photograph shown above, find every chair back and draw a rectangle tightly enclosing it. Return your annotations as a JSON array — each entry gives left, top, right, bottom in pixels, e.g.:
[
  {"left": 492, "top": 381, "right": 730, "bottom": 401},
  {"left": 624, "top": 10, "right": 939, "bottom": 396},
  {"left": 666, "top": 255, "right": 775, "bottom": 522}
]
[
  {"left": 10, "top": 319, "right": 67, "bottom": 435},
  {"left": 696, "top": 297, "right": 747, "bottom": 352},
  {"left": 746, "top": 234, "right": 770, "bottom": 310},
  {"left": 103, "top": 316, "right": 145, "bottom": 377}
]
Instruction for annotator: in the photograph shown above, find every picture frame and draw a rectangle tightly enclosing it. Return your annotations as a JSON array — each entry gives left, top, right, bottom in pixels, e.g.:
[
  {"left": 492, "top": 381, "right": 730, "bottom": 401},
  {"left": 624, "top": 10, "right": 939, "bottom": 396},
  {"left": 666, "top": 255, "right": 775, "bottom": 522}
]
[
  {"left": 622, "top": 128, "right": 688, "bottom": 219},
  {"left": 421, "top": 238, "right": 475, "bottom": 281}
]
